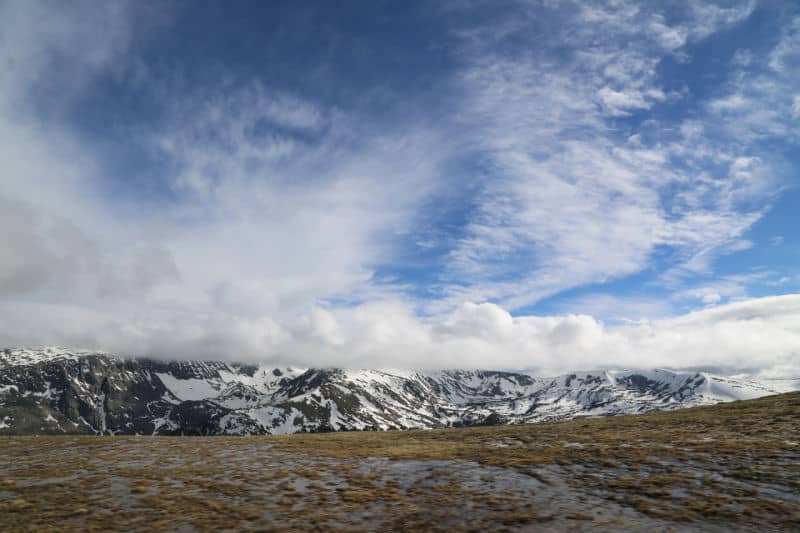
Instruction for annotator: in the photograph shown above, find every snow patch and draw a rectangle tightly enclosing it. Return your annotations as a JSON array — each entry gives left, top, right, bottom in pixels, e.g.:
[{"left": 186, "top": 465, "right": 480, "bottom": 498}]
[{"left": 155, "top": 373, "right": 221, "bottom": 401}]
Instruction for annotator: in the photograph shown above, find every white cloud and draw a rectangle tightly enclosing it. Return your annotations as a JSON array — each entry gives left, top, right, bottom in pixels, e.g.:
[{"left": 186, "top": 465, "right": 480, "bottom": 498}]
[
  {"left": 768, "top": 16, "right": 800, "bottom": 72},
  {"left": 1, "top": 295, "right": 798, "bottom": 377},
  {"left": 649, "top": 19, "right": 688, "bottom": 51},
  {"left": 597, "top": 86, "right": 665, "bottom": 116},
  {"left": 0, "top": 2, "right": 446, "bottom": 323},
  {"left": 0, "top": 2, "right": 136, "bottom": 108},
  {"left": 709, "top": 93, "right": 749, "bottom": 112},
  {"left": 706, "top": 17, "right": 800, "bottom": 148},
  {"left": 687, "top": 0, "right": 756, "bottom": 41}
]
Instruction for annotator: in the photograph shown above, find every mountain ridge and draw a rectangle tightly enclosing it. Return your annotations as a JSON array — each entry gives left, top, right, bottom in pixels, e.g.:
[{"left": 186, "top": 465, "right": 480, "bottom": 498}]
[{"left": 1, "top": 347, "right": 797, "bottom": 435}]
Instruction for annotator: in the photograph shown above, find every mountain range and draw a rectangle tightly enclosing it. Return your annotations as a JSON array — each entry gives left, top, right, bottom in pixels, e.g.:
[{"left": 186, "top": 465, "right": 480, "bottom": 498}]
[{"left": 1, "top": 347, "right": 797, "bottom": 435}]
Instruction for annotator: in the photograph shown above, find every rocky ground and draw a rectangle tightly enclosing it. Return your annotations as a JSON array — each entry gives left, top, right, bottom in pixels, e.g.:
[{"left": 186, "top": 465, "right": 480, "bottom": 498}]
[{"left": 1, "top": 392, "right": 798, "bottom": 531}]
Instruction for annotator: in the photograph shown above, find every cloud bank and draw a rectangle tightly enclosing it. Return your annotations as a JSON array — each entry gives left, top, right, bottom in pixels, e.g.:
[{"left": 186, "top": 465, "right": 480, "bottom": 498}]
[{"left": 1, "top": 295, "right": 798, "bottom": 377}]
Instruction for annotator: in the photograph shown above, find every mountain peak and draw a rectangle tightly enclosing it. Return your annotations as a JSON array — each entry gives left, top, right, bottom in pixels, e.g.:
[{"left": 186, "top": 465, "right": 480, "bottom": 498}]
[{"left": 1, "top": 347, "right": 797, "bottom": 435}]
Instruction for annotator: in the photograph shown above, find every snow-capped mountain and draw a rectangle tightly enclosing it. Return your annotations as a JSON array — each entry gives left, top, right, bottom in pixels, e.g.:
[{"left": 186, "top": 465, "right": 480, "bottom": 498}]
[{"left": 1, "top": 347, "right": 797, "bottom": 435}]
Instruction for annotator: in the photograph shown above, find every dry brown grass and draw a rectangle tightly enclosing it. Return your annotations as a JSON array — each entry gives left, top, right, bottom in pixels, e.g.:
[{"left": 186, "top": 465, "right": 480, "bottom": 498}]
[
  {"left": 266, "top": 391, "right": 800, "bottom": 468},
  {"left": 0, "top": 392, "right": 797, "bottom": 531}
]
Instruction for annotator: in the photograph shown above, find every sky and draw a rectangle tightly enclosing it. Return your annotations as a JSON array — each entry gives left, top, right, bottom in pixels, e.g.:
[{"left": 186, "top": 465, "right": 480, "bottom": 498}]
[{"left": 0, "top": 0, "right": 798, "bottom": 375}]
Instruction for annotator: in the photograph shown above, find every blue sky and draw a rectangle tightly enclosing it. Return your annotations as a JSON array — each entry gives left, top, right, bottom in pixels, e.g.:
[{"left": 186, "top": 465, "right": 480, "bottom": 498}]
[{"left": 1, "top": 1, "right": 799, "bottom": 373}]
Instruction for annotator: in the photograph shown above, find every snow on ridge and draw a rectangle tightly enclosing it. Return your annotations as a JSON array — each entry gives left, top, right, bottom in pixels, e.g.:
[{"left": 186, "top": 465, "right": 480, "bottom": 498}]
[
  {"left": 0, "top": 346, "right": 109, "bottom": 367},
  {"left": 3, "top": 347, "right": 799, "bottom": 436},
  {"left": 155, "top": 373, "right": 223, "bottom": 402}
]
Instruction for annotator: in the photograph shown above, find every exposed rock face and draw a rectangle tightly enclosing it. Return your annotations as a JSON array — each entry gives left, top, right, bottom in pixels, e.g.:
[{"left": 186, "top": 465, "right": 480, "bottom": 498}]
[{"left": 0, "top": 347, "right": 795, "bottom": 435}]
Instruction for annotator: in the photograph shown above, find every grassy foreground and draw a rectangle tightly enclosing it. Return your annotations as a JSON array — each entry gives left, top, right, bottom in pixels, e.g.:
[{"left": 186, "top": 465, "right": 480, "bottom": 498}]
[{"left": 1, "top": 392, "right": 798, "bottom": 531}]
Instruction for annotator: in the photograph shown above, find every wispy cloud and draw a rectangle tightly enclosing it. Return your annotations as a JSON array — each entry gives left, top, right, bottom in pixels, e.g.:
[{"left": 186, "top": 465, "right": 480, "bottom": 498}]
[{"left": 439, "top": 0, "right": 791, "bottom": 310}]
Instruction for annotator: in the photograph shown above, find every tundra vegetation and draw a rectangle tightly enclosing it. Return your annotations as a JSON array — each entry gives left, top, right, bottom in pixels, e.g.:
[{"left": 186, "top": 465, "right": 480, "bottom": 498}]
[{"left": 1, "top": 392, "right": 798, "bottom": 531}]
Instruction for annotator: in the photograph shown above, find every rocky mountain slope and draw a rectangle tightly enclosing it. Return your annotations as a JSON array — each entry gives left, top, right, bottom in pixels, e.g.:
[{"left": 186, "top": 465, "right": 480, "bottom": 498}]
[{"left": 1, "top": 347, "right": 796, "bottom": 435}]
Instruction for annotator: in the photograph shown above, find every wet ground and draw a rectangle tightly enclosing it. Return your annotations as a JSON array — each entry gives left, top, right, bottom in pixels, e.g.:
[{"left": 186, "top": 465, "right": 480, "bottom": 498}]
[
  {"left": 0, "top": 438, "right": 696, "bottom": 531},
  {"left": 1, "top": 392, "right": 799, "bottom": 531}
]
